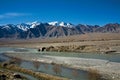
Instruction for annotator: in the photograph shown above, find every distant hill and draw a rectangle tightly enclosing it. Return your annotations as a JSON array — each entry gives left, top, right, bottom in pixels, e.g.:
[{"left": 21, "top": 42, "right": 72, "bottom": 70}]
[{"left": 0, "top": 21, "right": 120, "bottom": 39}]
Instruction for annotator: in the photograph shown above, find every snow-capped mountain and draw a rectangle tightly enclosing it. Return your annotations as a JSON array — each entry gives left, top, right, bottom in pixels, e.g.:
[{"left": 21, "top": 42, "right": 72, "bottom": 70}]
[
  {"left": 0, "top": 21, "right": 120, "bottom": 39},
  {"left": 17, "top": 21, "right": 41, "bottom": 31},
  {"left": 48, "top": 21, "right": 58, "bottom": 26},
  {"left": 1, "top": 25, "right": 11, "bottom": 30},
  {"left": 59, "top": 22, "right": 66, "bottom": 26},
  {"left": 26, "top": 21, "right": 41, "bottom": 28},
  {"left": 17, "top": 23, "right": 30, "bottom": 31},
  {"left": 48, "top": 21, "right": 74, "bottom": 27},
  {"left": 59, "top": 22, "right": 73, "bottom": 28}
]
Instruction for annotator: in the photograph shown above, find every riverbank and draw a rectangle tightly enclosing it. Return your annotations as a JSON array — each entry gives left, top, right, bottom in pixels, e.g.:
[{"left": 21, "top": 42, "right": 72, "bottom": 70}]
[
  {"left": 0, "top": 33, "right": 120, "bottom": 80},
  {"left": 38, "top": 56, "right": 120, "bottom": 80},
  {"left": 24, "top": 56, "right": 120, "bottom": 80},
  {"left": 0, "top": 33, "right": 120, "bottom": 54},
  {"left": 5, "top": 53, "right": 120, "bottom": 80},
  {"left": 0, "top": 69, "right": 28, "bottom": 80},
  {"left": 0, "top": 40, "right": 120, "bottom": 54},
  {"left": 0, "top": 61, "right": 68, "bottom": 80}
]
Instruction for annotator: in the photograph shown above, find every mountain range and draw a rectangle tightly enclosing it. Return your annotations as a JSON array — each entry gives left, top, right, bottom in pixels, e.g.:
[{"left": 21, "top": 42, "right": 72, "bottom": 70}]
[{"left": 0, "top": 21, "right": 120, "bottom": 39}]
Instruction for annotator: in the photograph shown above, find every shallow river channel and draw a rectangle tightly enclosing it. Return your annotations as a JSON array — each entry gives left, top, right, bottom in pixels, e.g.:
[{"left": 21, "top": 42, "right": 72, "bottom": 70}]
[{"left": 0, "top": 47, "right": 120, "bottom": 80}]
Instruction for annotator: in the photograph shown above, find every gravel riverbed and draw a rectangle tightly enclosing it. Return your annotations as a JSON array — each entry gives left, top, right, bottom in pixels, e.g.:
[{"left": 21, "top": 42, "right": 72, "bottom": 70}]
[{"left": 5, "top": 53, "right": 120, "bottom": 80}]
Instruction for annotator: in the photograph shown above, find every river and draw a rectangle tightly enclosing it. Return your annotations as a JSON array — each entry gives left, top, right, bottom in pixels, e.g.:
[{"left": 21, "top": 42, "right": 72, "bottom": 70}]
[{"left": 0, "top": 47, "right": 120, "bottom": 80}]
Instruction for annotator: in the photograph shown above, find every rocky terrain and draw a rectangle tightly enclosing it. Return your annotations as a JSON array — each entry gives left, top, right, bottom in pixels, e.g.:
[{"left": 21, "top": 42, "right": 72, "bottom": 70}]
[
  {"left": 0, "top": 22, "right": 120, "bottom": 39},
  {"left": 0, "top": 70, "right": 27, "bottom": 80},
  {"left": 0, "top": 23, "right": 120, "bottom": 80}
]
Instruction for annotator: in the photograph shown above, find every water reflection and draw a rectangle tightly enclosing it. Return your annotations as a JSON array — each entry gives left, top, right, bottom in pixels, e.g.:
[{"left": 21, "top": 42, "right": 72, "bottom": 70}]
[
  {"left": 20, "top": 60, "right": 89, "bottom": 80},
  {"left": 1, "top": 47, "right": 119, "bottom": 80}
]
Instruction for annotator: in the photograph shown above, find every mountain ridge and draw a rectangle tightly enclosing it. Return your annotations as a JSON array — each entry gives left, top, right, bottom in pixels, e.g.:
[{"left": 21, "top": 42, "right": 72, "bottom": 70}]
[{"left": 0, "top": 22, "right": 120, "bottom": 39}]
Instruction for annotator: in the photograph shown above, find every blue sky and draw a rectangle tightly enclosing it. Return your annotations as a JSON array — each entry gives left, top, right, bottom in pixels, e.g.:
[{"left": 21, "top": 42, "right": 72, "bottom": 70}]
[{"left": 0, "top": 0, "right": 120, "bottom": 25}]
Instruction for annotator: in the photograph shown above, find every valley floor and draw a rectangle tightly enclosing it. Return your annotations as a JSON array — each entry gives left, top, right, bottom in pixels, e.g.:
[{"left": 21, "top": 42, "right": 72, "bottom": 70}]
[
  {"left": 5, "top": 53, "right": 120, "bottom": 80},
  {"left": 0, "top": 33, "right": 120, "bottom": 53},
  {"left": 0, "top": 39, "right": 120, "bottom": 54},
  {"left": 0, "top": 33, "right": 120, "bottom": 80}
]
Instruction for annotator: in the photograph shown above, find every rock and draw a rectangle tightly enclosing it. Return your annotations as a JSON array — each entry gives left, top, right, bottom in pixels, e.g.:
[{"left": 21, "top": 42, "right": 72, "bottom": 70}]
[
  {"left": 38, "top": 48, "right": 41, "bottom": 52},
  {"left": 105, "top": 50, "right": 116, "bottom": 54},
  {"left": 42, "top": 47, "right": 46, "bottom": 51},
  {"left": 0, "top": 74, "right": 6, "bottom": 80},
  {"left": 1, "top": 62, "right": 8, "bottom": 67},
  {"left": 13, "top": 74, "right": 22, "bottom": 79}
]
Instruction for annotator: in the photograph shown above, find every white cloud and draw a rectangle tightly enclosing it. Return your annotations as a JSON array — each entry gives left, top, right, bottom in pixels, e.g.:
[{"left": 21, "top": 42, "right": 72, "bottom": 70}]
[{"left": 0, "top": 12, "right": 28, "bottom": 19}]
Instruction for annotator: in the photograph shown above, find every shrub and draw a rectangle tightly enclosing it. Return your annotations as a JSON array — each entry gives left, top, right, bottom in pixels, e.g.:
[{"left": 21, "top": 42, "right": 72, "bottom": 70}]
[
  {"left": 88, "top": 68, "right": 102, "bottom": 80},
  {"left": 52, "top": 64, "right": 62, "bottom": 75}
]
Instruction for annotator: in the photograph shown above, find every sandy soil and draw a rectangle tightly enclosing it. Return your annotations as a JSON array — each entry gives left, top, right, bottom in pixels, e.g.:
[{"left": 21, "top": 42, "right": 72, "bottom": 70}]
[
  {"left": 1, "top": 40, "right": 120, "bottom": 53},
  {"left": 0, "top": 33, "right": 120, "bottom": 54}
]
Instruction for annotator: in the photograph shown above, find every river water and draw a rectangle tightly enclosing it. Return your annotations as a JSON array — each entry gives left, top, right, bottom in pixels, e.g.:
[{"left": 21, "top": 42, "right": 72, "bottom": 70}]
[{"left": 0, "top": 47, "right": 120, "bottom": 80}]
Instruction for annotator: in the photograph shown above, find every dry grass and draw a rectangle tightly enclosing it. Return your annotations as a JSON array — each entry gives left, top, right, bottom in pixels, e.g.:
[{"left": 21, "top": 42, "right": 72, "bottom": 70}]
[
  {"left": 88, "top": 68, "right": 105, "bottom": 80},
  {"left": 33, "top": 61, "right": 41, "bottom": 70},
  {"left": 0, "top": 33, "right": 120, "bottom": 53},
  {"left": 0, "top": 33, "right": 120, "bottom": 45},
  {"left": 0, "top": 61, "right": 68, "bottom": 80},
  {"left": 71, "top": 69, "right": 78, "bottom": 77},
  {"left": 52, "top": 64, "right": 62, "bottom": 75},
  {"left": 0, "top": 69, "right": 27, "bottom": 80}
]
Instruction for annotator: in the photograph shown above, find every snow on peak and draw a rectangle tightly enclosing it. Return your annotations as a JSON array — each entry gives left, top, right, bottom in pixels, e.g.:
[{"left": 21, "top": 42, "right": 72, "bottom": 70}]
[
  {"left": 26, "top": 21, "right": 41, "bottom": 28},
  {"left": 17, "top": 21, "right": 41, "bottom": 31},
  {"left": 48, "top": 21, "right": 58, "bottom": 26},
  {"left": 30, "top": 21, "right": 41, "bottom": 28},
  {"left": 59, "top": 22, "right": 73, "bottom": 27},
  {"left": 48, "top": 21, "right": 74, "bottom": 27},
  {"left": 17, "top": 23, "right": 30, "bottom": 31},
  {"left": 6, "top": 21, "right": 74, "bottom": 31},
  {"left": 2, "top": 25, "right": 11, "bottom": 30},
  {"left": 31, "top": 21, "right": 40, "bottom": 25},
  {"left": 59, "top": 22, "right": 67, "bottom": 26},
  {"left": 66, "top": 23, "right": 74, "bottom": 28}
]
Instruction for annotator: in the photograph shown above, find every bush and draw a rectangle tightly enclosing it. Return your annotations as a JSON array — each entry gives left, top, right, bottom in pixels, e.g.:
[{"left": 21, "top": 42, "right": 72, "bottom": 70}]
[{"left": 88, "top": 68, "right": 102, "bottom": 80}]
